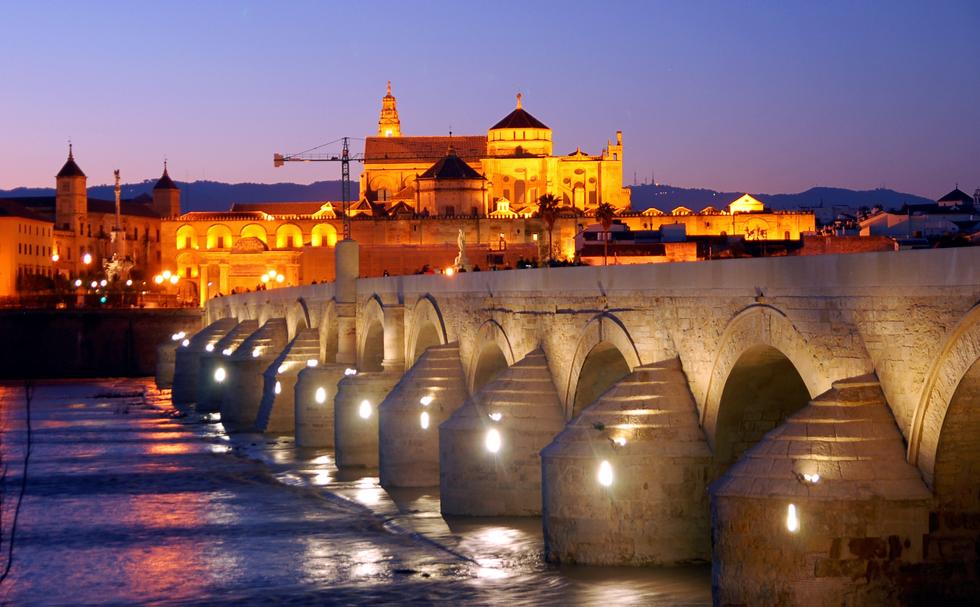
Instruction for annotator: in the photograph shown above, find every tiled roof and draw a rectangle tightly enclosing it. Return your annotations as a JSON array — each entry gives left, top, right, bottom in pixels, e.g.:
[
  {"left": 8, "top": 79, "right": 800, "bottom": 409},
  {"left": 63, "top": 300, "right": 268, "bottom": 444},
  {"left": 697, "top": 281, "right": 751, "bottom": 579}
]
[
  {"left": 57, "top": 152, "right": 86, "bottom": 178},
  {"left": 489, "top": 107, "right": 549, "bottom": 130},
  {"left": 364, "top": 136, "right": 486, "bottom": 164},
  {"left": 230, "top": 202, "right": 327, "bottom": 215},
  {"left": 87, "top": 198, "right": 161, "bottom": 218},
  {"left": 937, "top": 187, "right": 973, "bottom": 205},
  {"left": 418, "top": 150, "right": 485, "bottom": 181},
  {"left": 0, "top": 199, "right": 53, "bottom": 223},
  {"left": 154, "top": 166, "right": 179, "bottom": 190}
]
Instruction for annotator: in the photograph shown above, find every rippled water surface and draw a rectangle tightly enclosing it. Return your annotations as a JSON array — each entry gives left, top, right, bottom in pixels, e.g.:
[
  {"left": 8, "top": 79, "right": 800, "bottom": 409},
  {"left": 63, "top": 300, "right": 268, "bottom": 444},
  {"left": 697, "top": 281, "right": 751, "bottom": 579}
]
[{"left": 0, "top": 379, "right": 710, "bottom": 605}]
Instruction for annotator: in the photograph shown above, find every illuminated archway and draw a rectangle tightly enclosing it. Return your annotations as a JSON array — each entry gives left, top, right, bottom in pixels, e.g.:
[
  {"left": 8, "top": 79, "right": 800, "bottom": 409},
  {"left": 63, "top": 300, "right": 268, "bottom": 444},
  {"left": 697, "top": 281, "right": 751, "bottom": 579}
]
[
  {"left": 572, "top": 341, "right": 631, "bottom": 417},
  {"left": 316, "top": 299, "right": 338, "bottom": 363},
  {"left": 467, "top": 320, "right": 515, "bottom": 393},
  {"left": 711, "top": 344, "right": 810, "bottom": 475},
  {"left": 240, "top": 224, "right": 267, "bottom": 244},
  {"left": 406, "top": 295, "right": 449, "bottom": 365},
  {"left": 206, "top": 224, "right": 233, "bottom": 249},
  {"left": 563, "top": 312, "right": 641, "bottom": 419},
  {"left": 275, "top": 223, "right": 303, "bottom": 249},
  {"left": 311, "top": 223, "right": 338, "bottom": 247},
  {"left": 176, "top": 224, "right": 198, "bottom": 250},
  {"left": 358, "top": 296, "right": 385, "bottom": 372},
  {"left": 908, "top": 304, "right": 980, "bottom": 487}
]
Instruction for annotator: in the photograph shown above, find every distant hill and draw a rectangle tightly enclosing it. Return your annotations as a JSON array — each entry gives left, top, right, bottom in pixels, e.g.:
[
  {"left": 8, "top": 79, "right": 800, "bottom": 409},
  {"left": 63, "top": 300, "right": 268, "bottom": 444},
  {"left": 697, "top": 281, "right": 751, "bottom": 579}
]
[
  {"left": 1, "top": 179, "right": 936, "bottom": 222},
  {"left": 629, "top": 184, "right": 935, "bottom": 223}
]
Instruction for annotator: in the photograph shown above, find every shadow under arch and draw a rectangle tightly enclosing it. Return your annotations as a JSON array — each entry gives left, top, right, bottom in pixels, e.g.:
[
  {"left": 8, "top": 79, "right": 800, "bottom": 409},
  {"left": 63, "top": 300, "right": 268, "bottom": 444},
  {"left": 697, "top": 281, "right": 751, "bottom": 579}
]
[
  {"left": 286, "top": 297, "right": 312, "bottom": 340},
  {"left": 467, "top": 320, "right": 516, "bottom": 394},
  {"left": 701, "top": 304, "right": 826, "bottom": 451},
  {"left": 358, "top": 294, "right": 385, "bottom": 372},
  {"left": 406, "top": 294, "right": 449, "bottom": 365},
  {"left": 908, "top": 303, "right": 980, "bottom": 487},
  {"left": 563, "top": 312, "right": 642, "bottom": 420}
]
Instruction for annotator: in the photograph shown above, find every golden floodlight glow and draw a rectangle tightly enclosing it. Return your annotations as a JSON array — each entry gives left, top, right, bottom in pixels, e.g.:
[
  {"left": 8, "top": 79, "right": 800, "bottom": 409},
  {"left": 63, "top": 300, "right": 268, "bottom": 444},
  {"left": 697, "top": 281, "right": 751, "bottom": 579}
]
[
  {"left": 278, "top": 363, "right": 288, "bottom": 374},
  {"left": 420, "top": 395, "right": 434, "bottom": 406},
  {"left": 802, "top": 473, "right": 820, "bottom": 484},
  {"left": 315, "top": 387, "right": 327, "bottom": 404},
  {"left": 214, "top": 367, "right": 226, "bottom": 383},
  {"left": 306, "top": 359, "right": 318, "bottom": 368},
  {"left": 222, "top": 348, "right": 233, "bottom": 356},
  {"left": 359, "top": 399, "right": 372, "bottom": 419},
  {"left": 445, "top": 267, "right": 455, "bottom": 277},
  {"left": 51, "top": 253, "right": 59, "bottom": 262},
  {"left": 274, "top": 381, "right": 281, "bottom": 395},
  {"left": 205, "top": 344, "right": 215, "bottom": 352},
  {"left": 82, "top": 253, "right": 92, "bottom": 265},
  {"left": 261, "top": 274, "right": 270, "bottom": 283},
  {"left": 252, "top": 347, "right": 261, "bottom": 358},
  {"left": 597, "top": 460, "right": 614, "bottom": 487},
  {"left": 344, "top": 368, "right": 357, "bottom": 376},
  {"left": 169, "top": 275, "right": 179, "bottom": 285},
  {"left": 488, "top": 412, "right": 502, "bottom": 422},
  {"left": 154, "top": 275, "right": 164, "bottom": 284},
  {"left": 419, "top": 411, "right": 430, "bottom": 429},
  {"left": 613, "top": 436, "right": 627, "bottom": 446},
  {"left": 162, "top": 270, "right": 172, "bottom": 279},
  {"left": 786, "top": 504, "right": 800, "bottom": 533},
  {"left": 276, "top": 274, "right": 285, "bottom": 283},
  {"left": 485, "top": 428, "right": 502, "bottom": 453}
]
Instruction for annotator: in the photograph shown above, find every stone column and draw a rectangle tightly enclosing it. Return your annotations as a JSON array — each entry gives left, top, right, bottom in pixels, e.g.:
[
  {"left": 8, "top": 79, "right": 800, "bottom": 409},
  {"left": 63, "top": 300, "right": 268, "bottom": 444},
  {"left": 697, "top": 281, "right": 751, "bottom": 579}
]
[{"left": 382, "top": 304, "right": 405, "bottom": 373}]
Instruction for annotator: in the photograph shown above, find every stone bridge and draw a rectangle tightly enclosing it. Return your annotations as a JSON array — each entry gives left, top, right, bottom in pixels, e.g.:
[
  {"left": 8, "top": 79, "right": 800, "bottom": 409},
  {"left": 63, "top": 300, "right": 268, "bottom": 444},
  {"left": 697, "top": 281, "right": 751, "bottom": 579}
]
[{"left": 162, "top": 243, "right": 980, "bottom": 604}]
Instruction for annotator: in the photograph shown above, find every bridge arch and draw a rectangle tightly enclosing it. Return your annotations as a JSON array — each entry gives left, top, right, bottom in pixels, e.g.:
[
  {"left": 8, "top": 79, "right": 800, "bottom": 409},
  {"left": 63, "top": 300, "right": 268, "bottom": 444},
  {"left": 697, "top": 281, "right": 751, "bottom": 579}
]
[
  {"left": 358, "top": 295, "right": 386, "bottom": 372},
  {"left": 406, "top": 295, "right": 448, "bottom": 364},
  {"left": 563, "top": 312, "right": 641, "bottom": 419},
  {"left": 467, "top": 320, "right": 516, "bottom": 394},
  {"left": 286, "top": 297, "right": 312, "bottom": 340},
  {"left": 909, "top": 303, "right": 980, "bottom": 487},
  {"left": 701, "top": 305, "right": 823, "bottom": 468}
]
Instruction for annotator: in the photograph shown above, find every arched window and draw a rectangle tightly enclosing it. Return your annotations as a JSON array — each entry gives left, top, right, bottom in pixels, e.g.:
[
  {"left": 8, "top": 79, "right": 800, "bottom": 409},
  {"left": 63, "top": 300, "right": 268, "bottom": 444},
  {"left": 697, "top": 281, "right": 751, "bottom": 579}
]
[
  {"left": 240, "top": 224, "right": 267, "bottom": 244},
  {"left": 311, "top": 223, "right": 338, "bottom": 247},
  {"left": 206, "top": 225, "right": 233, "bottom": 249},
  {"left": 275, "top": 224, "right": 303, "bottom": 249},
  {"left": 176, "top": 225, "right": 198, "bottom": 250}
]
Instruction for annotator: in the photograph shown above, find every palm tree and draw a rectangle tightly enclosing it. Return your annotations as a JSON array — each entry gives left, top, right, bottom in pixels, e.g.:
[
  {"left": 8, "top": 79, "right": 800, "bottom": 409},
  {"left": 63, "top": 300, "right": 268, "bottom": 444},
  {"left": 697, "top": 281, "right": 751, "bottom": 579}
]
[
  {"left": 536, "top": 193, "right": 561, "bottom": 263},
  {"left": 594, "top": 202, "right": 617, "bottom": 265}
]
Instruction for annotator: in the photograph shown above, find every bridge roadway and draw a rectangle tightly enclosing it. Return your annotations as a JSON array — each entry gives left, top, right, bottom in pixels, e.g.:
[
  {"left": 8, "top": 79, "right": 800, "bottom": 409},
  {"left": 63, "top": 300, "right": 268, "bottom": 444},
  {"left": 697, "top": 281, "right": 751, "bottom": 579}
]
[{"left": 161, "top": 243, "right": 980, "bottom": 604}]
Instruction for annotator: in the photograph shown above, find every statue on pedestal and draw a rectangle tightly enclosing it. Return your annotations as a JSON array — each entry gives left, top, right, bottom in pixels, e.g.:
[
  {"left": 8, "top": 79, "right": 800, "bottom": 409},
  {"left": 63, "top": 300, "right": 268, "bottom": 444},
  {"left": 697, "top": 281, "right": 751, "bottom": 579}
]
[{"left": 454, "top": 228, "right": 470, "bottom": 271}]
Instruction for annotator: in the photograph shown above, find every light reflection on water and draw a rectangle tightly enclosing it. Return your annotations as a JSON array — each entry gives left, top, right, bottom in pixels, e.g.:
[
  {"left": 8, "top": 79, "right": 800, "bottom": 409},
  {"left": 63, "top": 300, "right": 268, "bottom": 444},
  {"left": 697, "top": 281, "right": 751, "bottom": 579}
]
[{"left": 0, "top": 379, "right": 710, "bottom": 605}]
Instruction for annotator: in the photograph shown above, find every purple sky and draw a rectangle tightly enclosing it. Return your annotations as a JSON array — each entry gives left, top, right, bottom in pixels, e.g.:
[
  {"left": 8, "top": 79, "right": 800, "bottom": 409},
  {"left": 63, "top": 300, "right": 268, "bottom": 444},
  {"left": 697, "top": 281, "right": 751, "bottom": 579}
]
[{"left": 2, "top": 1, "right": 978, "bottom": 198}]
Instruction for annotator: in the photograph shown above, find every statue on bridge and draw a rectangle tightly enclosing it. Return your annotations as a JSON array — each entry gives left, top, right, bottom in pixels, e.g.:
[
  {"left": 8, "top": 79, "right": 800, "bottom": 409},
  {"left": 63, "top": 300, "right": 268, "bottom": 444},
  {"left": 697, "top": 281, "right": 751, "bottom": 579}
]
[{"left": 454, "top": 228, "right": 471, "bottom": 271}]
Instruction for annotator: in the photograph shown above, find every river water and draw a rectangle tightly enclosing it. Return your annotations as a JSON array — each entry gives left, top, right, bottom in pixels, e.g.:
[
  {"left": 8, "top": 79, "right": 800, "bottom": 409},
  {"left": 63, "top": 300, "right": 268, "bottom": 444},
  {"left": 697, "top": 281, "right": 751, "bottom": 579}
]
[{"left": 0, "top": 379, "right": 710, "bottom": 605}]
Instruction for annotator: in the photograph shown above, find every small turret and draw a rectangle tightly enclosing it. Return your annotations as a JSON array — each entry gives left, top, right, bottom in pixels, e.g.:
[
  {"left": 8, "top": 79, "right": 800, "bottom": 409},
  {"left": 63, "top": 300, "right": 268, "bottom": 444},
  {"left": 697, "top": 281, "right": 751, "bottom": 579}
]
[
  {"left": 377, "top": 81, "right": 401, "bottom": 138},
  {"left": 153, "top": 161, "right": 181, "bottom": 217}
]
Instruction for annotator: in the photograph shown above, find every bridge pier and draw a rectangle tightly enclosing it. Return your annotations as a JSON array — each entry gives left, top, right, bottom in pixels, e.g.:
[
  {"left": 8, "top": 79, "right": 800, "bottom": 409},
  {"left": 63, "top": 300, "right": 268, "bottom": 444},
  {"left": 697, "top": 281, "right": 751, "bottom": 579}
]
[
  {"left": 294, "top": 363, "right": 348, "bottom": 448},
  {"left": 220, "top": 318, "right": 287, "bottom": 431},
  {"left": 440, "top": 349, "right": 564, "bottom": 516},
  {"left": 379, "top": 343, "right": 468, "bottom": 487},
  {"left": 196, "top": 320, "right": 259, "bottom": 413},
  {"left": 255, "top": 328, "right": 320, "bottom": 434},
  {"left": 155, "top": 339, "right": 178, "bottom": 389},
  {"left": 334, "top": 371, "right": 399, "bottom": 468},
  {"left": 171, "top": 318, "right": 239, "bottom": 406},
  {"left": 710, "top": 376, "right": 931, "bottom": 605},
  {"left": 541, "top": 359, "right": 714, "bottom": 565}
]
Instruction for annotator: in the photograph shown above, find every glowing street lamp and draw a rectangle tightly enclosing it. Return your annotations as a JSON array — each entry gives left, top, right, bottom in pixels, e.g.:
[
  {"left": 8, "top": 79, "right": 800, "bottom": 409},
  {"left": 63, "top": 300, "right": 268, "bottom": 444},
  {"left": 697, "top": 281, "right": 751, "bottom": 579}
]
[
  {"left": 82, "top": 252, "right": 92, "bottom": 265},
  {"left": 597, "top": 460, "right": 614, "bottom": 487}
]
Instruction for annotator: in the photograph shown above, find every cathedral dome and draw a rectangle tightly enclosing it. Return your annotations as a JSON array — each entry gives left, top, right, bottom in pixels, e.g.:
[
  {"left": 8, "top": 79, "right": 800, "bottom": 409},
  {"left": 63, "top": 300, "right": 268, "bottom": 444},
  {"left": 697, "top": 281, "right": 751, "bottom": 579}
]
[
  {"left": 418, "top": 147, "right": 485, "bottom": 181},
  {"left": 487, "top": 94, "right": 552, "bottom": 157}
]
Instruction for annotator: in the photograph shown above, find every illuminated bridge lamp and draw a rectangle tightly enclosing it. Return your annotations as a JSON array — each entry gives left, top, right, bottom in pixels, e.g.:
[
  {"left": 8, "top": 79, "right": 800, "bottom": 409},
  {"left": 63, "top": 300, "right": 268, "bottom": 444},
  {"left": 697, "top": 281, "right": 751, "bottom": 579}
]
[
  {"left": 278, "top": 363, "right": 288, "bottom": 374},
  {"left": 222, "top": 348, "right": 233, "bottom": 356},
  {"left": 252, "top": 347, "right": 261, "bottom": 358},
  {"left": 315, "top": 387, "right": 326, "bottom": 405},
  {"left": 786, "top": 504, "right": 800, "bottom": 533},
  {"left": 613, "top": 436, "right": 627, "bottom": 447},
  {"left": 597, "top": 460, "right": 614, "bottom": 487},
  {"left": 419, "top": 411, "right": 430, "bottom": 430},
  {"left": 485, "top": 428, "right": 502, "bottom": 453},
  {"left": 214, "top": 367, "right": 226, "bottom": 383},
  {"left": 420, "top": 395, "right": 433, "bottom": 407},
  {"left": 344, "top": 368, "right": 357, "bottom": 376},
  {"left": 274, "top": 381, "right": 281, "bottom": 395},
  {"left": 306, "top": 359, "right": 318, "bottom": 368},
  {"left": 181, "top": 339, "right": 190, "bottom": 347},
  {"left": 205, "top": 343, "right": 214, "bottom": 352},
  {"left": 359, "top": 399, "right": 372, "bottom": 419},
  {"left": 488, "top": 412, "right": 502, "bottom": 422}
]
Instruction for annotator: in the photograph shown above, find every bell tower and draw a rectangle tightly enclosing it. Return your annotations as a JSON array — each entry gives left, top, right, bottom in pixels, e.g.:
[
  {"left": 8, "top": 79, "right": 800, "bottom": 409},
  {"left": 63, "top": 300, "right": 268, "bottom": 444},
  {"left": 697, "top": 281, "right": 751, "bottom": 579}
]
[
  {"left": 55, "top": 143, "right": 87, "bottom": 233},
  {"left": 152, "top": 160, "right": 181, "bottom": 217},
  {"left": 377, "top": 81, "right": 401, "bottom": 138}
]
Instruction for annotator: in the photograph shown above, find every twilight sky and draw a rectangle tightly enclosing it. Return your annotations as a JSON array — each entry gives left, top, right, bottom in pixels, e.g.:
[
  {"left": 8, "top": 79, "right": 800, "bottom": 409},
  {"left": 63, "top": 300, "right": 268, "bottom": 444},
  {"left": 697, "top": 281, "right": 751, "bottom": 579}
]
[{"left": 2, "top": 1, "right": 978, "bottom": 197}]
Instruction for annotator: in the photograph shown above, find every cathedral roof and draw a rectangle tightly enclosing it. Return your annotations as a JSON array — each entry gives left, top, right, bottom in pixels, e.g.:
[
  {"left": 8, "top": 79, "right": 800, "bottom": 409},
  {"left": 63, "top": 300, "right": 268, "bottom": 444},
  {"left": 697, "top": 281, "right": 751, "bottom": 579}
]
[
  {"left": 364, "top": 136, "right": 486, "bottom": 164},
  {"left": 230, "top": 202, "right": 326, "bottom": 216},
  {"left": 490, "top": 94, "right": 549, "bottom": 130},
  {"left": 57, "top": 146, "right": 86, "bottom": 178},
  {"left": 153, "top": 164, "right": 179, "bottom": 190},
  {"left": 418, "top": 148, "right": 485, "bottom": 181}
]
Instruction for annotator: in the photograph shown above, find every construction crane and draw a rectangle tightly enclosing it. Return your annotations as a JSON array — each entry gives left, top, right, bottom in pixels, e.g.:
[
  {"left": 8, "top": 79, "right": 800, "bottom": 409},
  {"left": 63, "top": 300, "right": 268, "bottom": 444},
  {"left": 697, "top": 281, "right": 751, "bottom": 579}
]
[{"left": 274, "top": 137, "right": 363, "bottom": 241}]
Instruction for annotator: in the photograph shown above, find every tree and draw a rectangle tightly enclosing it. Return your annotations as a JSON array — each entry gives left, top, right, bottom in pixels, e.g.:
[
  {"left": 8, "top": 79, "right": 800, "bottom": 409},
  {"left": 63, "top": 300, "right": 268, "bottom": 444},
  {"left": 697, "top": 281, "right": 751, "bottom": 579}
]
[
  {"left": 536, "top": 193, "right": 561, "bottom": 263},
  {"left": 594, "top": 202, "right": 617, "bottom": 265}
]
